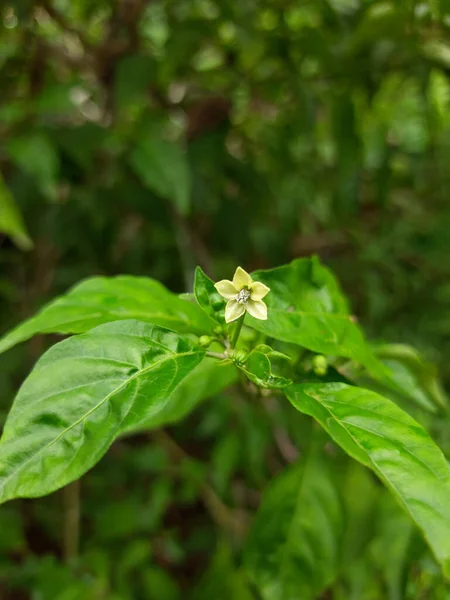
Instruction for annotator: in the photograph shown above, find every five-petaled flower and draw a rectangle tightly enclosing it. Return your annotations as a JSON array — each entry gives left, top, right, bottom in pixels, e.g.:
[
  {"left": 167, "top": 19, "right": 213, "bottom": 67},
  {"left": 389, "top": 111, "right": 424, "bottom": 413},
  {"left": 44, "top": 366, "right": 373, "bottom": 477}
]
[{"left": 214, "top": 267, "right": 270, "bottom": 323}]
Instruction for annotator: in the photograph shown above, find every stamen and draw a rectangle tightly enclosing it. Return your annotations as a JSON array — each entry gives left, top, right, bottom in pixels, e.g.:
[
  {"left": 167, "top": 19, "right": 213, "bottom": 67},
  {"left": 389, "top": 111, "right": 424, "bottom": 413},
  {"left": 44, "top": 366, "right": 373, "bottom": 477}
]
[{"left": 236, "top": 288, "right": 251, "bottom": 304}]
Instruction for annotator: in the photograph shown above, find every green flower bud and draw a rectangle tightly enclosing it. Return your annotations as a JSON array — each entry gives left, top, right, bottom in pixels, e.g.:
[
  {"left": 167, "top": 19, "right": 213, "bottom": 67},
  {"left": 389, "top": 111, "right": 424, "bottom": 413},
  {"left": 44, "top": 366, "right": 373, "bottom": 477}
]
[
  {"left": 312, "top": 354, "right": 328, "bottom": 376},
  {"left": 199, "top": 335, "right": 213, "bottom": 348},
  {"left": 232, "top": 349, "right": 249, "bottom": 365},
  {"left": 213, "top": 325, "right": 223, "bottom": 336}
]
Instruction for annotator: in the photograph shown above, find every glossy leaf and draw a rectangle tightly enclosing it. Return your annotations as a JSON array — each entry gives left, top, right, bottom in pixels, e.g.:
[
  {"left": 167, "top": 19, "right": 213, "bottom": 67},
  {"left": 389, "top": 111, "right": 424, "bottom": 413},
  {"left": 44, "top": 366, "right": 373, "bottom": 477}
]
[
  {"left": 245, "top": 452, "right": 343, "bottom": 600},
  {"left": 125, "top": 358, "right": 236, "bottom": 433},
  {"left": 249, "top": 257, "right": 386, "bottom": 377},
  {"left": 194, "top": 266, "right": 225, "bottom": 324},
  {"left": 0, "top": 320, "right": 204, "bottom": 503},
  {"left": 0, "top": 171, "right": 33, "bottom": 250},
  {"left": 0, "top": 275, "right": 215, "bottom": 355},
  {"left": 285, "top": 382, "right": 450, "bottom": 576}
]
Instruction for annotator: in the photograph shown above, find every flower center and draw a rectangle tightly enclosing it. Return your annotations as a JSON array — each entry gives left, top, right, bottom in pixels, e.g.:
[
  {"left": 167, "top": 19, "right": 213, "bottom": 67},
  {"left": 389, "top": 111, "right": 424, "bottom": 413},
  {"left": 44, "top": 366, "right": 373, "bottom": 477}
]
[{"left": 236, "top": 288, "right": 251, "bottom": 304}]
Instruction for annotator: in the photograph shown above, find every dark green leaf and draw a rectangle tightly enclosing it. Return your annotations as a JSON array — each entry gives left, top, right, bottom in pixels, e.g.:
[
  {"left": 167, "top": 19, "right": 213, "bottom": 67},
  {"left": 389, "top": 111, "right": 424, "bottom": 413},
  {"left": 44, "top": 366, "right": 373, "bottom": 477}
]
[
  {"left": 130, "top": 129, "right": 191, "bottom": 215},
  {"left": 0, "top": 275, "right": 215, "bottom": 355},
  {"left": 0, "top": 320, "right": 204, "bottom": 503},
  {"left": 245, "top": 451, "right": 343, "bottom": 600},
  {"left": 286, "top": 382, "right": 450, "bottom": 576},
  {"left": 0, "top": 171, "right": 33, "bottom": 251}
]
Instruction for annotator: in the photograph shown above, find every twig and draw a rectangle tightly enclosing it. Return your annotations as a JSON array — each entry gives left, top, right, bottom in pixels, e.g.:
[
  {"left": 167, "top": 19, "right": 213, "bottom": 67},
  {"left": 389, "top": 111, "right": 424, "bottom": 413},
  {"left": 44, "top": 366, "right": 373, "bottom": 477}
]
[
  {"left": 63, "top": 479, "right": 80, "bottom": 562},
  {"left": 153, "top": 430, "right": 245, "bottom": 536},
  {"left": 206, "top": 351, "right": 227, "bottom": 360}
]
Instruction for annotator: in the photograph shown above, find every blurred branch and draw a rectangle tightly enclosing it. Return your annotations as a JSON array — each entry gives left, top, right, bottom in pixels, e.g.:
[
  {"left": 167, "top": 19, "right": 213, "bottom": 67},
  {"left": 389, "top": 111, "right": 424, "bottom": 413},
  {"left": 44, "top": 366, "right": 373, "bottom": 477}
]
[
  {"left": 63, "top": 479, "right": 80, "bottom": 562},
  {"left": 153, "top": 430, "right": 246, "bottom": 537},
  {"left": 37, "top": 0, "right": 92, "bottom": 51}
]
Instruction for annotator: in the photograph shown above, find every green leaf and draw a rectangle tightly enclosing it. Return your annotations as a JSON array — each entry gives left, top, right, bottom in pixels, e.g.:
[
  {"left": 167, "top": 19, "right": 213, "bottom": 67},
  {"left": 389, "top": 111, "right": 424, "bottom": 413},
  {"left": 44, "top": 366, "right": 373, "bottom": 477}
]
[
  {"left": 249, "top": 257, "right": 386, "bottom": 377},
  {"left": 7, "top": 131, "right": 59, "bottom": 201},
  {"left": 0, "top": 320, "right": 204, "bottom": 503},
  {"left": 192, "top": 542, "right": 253, "bottom": 600},
  {"left": 125, "top": 358, "right": 236, "bottom": 433},
  {"left": 130, "top": 128, "right": 191, "bottom": 215},
  {"left": 285, "top": 382, "right": 450, "bottom": 576},
  {"left": 370, "top": 493, "right": 416, "bottom": 600},
  {"left": 238, "top": 350, "right": 292, "bottom": 389},
  {"left": 375, "top": 344, "right": 448, "bottom": 412},
  {"left": 0, "top": 171, "right": 33, "bottom": 250},
  {"left": 0, "top": 275, "right": 215, "bottom": 355},
  {"left": 194, "top": 266, "right": 225, "bottom": 324},
  {"left": 245, "top": 451, "right": 343, "bottom": 600}
]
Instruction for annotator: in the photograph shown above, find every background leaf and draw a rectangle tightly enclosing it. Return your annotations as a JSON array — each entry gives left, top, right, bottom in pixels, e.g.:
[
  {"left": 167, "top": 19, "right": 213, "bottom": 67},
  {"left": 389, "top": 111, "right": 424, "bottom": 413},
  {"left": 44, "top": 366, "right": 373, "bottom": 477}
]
[
  {"left": 0, "top": 171, "right": 32, "bottom": 250},
  {"left": 245, "top": 449, "right": 343, "bottom": 600},
  {"left": 130, "top": 127, "right": 191, "bottom": 215},
  {"left": 0, "top": 320, "right": 204, "bottom": 503},
  {"left": 286, "top": 382, "right": 450, "bottom": 576}
]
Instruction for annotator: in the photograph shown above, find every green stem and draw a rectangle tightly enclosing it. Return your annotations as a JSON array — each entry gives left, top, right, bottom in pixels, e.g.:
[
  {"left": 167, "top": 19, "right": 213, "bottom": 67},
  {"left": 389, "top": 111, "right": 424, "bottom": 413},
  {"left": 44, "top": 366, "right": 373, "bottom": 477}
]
[{"left": 231, "top": 314, "right": 245, "bottom": 349}]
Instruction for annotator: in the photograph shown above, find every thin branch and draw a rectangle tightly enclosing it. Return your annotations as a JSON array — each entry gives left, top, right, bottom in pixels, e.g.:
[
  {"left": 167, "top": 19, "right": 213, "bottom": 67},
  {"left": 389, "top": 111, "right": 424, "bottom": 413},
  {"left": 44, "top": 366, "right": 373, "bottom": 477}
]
[
  {"left": 153, "top": 430, "right": 245, "bottom": 536},
  {"left": 63, "top": 479, "right": 81, "bottom": 562}
]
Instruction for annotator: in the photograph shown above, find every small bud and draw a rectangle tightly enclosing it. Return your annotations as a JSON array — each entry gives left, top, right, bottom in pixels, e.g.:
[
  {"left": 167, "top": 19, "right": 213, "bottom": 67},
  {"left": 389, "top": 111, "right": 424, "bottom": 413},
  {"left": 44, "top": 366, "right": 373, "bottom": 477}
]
[
  {"left": 232, "top": 349, "right": 249, "bottom": 365},
  {"left": 213, "top": 325, "right": 223, "bottom": 336},
  {"left": 199, "top": 335, "right": 213, "bottom": 348},
  {"left": 312, "top": 355, "right": 328, "bottom": 376}
]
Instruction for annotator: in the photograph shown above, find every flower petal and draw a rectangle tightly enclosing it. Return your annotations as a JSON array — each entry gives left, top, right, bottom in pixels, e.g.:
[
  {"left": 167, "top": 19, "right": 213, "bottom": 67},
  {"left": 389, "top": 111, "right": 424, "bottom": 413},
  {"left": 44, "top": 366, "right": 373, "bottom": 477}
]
[
  {"left": 225, "top": 299, "right": 246, "bottom": 323},
  {"left": 246, "top": 299, "right": 268, "bottom": 320},
  {"left": 250, "top": 281, "right": 270, "bottom": 301},
  {"left": 214, "top": 279, "right": 238, "bottom": 299},
  {"left": 233, "top": 266, "right": 253, "bottom": 290}
]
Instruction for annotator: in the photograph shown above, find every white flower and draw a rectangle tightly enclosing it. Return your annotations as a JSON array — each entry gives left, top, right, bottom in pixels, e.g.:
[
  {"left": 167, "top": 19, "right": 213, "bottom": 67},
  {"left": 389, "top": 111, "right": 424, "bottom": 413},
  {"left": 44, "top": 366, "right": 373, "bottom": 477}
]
[{"left": 214, "top": 266, "right": 270, "bottom": 323}]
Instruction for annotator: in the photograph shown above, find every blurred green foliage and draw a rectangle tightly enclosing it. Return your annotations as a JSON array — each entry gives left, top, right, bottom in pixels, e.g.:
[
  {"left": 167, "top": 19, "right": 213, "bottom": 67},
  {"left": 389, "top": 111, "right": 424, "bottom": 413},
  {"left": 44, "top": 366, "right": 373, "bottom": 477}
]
[{"left": 1, "top": 0, "right": 450, "bottom": 598}]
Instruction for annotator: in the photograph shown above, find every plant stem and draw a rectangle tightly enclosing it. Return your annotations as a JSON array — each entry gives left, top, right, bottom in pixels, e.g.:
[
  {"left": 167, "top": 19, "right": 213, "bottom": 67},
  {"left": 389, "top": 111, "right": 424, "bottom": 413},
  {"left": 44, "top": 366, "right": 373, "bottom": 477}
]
[
  {"left": 231, "top": 314, "right": 245, "bottom": 349},
  {"left": 206, "top": 351, "right": 227, "bottom": 359},
  {"left": 63, "top": 479, "right": 80, "bottom": 563}
]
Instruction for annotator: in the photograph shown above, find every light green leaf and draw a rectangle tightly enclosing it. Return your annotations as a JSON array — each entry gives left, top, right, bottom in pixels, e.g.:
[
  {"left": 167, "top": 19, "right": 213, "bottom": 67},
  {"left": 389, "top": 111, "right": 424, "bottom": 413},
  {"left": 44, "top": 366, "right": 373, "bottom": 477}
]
[
  {"left": 285, "top": 383, "right": 450, "bottom": 576},
  {"left": 0, "top": 275, "right": 215, "bottom": 355},
  {"left": 125, "top": 358, "right": 236, "bottom": 433},
  {"left": 130, "top": 129, "right": 191, "bottom": 215},
  {"left": 0, "top": 171, "right": 33, "bottom": 250},
  {"left": 0, "top": 320, "right": 205, "bottom": 503},
  {"left": 249, "top": 257, "right": 386, "bottom": 377},
  {"left": 245, "top": 451, "right": 343, "bottom": 600}
]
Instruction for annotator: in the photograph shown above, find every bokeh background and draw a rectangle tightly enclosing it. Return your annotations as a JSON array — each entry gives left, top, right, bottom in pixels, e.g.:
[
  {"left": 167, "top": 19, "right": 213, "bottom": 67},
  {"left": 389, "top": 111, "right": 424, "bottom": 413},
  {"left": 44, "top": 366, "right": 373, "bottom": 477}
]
[{"left": 1, "top": 1, "right": 450, "bottom": 598}]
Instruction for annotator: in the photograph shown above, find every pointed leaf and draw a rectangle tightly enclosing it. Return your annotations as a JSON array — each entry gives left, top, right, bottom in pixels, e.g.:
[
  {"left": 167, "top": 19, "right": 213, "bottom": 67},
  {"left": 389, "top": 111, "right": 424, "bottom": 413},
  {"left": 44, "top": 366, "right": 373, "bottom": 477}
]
[
  {"left": 0, "top": 276, "right": 215, "bottom": 355},
  {"left": 0, "top": 320, "right": 204, "bottom": 503},
  {"left": 285, "top": 382, "right": 450, "bottom": 576}
]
